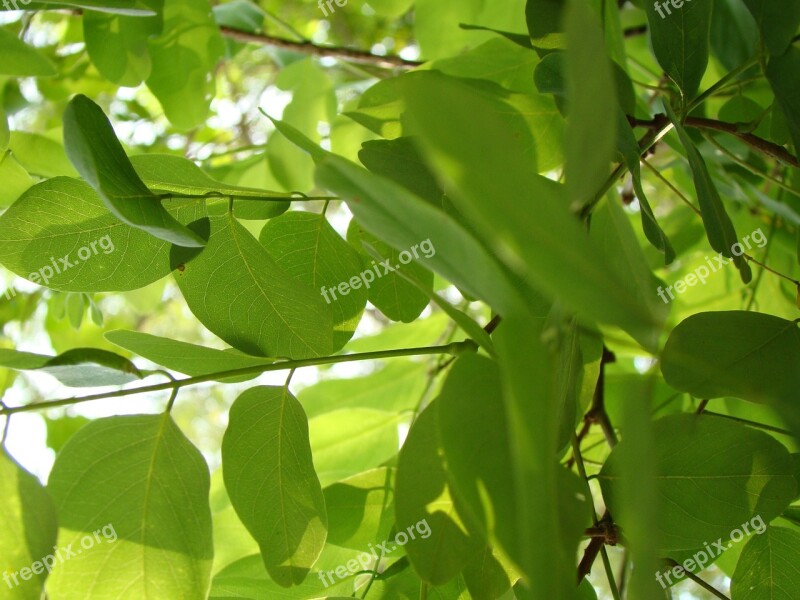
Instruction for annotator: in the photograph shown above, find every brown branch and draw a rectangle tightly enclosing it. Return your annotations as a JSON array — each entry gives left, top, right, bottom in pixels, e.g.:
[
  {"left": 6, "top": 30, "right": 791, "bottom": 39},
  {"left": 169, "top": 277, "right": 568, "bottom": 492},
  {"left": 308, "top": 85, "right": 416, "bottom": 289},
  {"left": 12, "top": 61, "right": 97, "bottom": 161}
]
[
  {"left": 219, "top": 27, "right": 422, "bottom": 69},
  {"left": 628, "top": 114, "right": 800, "bottom": 169}
]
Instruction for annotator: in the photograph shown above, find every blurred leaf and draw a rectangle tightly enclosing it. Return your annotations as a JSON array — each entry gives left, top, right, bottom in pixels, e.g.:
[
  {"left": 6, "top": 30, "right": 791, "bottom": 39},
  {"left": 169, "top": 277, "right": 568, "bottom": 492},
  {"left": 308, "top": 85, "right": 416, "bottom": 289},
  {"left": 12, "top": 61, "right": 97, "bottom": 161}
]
[
  {"left": 403, "top": 71, "right": 665, "bottom": 351},
  {"left": 395, "top": 401, "right": 479, "bottom": 584},
  {"left": 83, "top": 0, "right": 163, "bottom": 86},
  {"left": 742, "top": 0, "right": 800, "bottom": 57},
  {"left": 0, "top": 451, "right": 58, "bottom": 600},
  {"left": 0, "top": 27, "right": 57, "bottom": 77},
  {"left": 766, "top": 47, "right": 800, "bottom": 159},
  {"left": 310, "top": 408, "right": 404, "bottom": 487}
]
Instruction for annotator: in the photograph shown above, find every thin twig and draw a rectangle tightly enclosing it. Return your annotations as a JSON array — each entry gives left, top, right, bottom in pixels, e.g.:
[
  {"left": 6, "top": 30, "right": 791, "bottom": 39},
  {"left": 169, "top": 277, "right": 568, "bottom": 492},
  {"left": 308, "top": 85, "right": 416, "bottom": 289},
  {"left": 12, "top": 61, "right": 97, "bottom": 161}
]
[
  {"left": 219, "top": 27, "right": 422, "bottom": 69},
  {"left": 629, "top": 114, "right": 799, "bottom": 169}
]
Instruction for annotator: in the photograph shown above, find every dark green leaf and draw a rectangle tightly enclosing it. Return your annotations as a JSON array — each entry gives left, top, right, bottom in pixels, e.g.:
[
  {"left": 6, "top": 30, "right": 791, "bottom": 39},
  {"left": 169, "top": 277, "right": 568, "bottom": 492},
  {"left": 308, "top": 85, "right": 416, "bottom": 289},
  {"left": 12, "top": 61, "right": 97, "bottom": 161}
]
[
  {"left": 666, "top": 105, "right": 752, "bottom": 282},
  {"left": 731, "top": 526, "right": 800, "bottom": 599},
  {"left": 599, "top": 414, "right": 797, "bottom": 550},
  {"left": 742, "top": 0, "right": 800, "bottom": 57},
  {"left": 766, "top": 47, "right": 800, "bottom": 159},
  {"left": 643, "top": 0, "right": 712, "bottom": 98},
  {"left": 661, "top": 311, "right": 800, "bottom": 438},
  {"left": 63, "top": 95, "right": 205, "bottom": 247}
]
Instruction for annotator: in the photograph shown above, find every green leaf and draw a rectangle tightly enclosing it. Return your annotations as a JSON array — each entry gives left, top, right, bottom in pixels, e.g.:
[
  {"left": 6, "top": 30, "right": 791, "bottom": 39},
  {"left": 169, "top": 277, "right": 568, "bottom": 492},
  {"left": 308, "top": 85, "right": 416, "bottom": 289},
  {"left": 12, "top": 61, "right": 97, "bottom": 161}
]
[
  {"left": 0, "top": 27, "right": 57, "bottom": 77},
  {"left": 0, "top": 347, "right": 141, "bottom": 387},
  {"left": 222, "top": 386, "right": 327, "bottom": 587},
  {"left": 323, "top": 467, "right": 395, "bottom": 550},
  {"left": 643, "top": 0, "right": 712, "bottom": 98},
  {"left": 105, "top": 329, "right": 273, "bottom": 378},
  {"left": 0, "top": 451, "right": 58, "bottom": 600},
  {"left": 0, "top": 151, "right": 35, "bottom": 208},
  {"left": 145, "top": 0, "right": 224, "bottom": 130},
  {"left": 8, "top": 131, "right": 79, "bottom": 178},
  {"left": 403, "top": 71, "right": 665, "bottom": 351},
  {"left": 666, "top": 104, "right": 752, "bottom": 282},
  {"left": 358, "top": 137, "right": 446, "bottom": 208},
  {"left": 742, "top": 0, "right": 800, "bottom": 57},
  {"left": 297, "top": 361, "right": 427, "bottom": 418},
  {"left": 83, "top": 0, "right": 163, "bottom": 87},
  {"left": 309, "top": 408, "right": 404, "bottom": 487},
  {"left": 46, "top": 415, "right": 213, "bottom": 599},
  {"left": 346, "top": 220, "right": 431, "bottom": 323},
  {"left": 315, "top": 154, "right": 530, "bottom": 318},
  {"left": 599, "top": 414, "right": 797, "bottom": 551},
  {"left": 0, "top": 177, "right": 206, "bottom": 292},
  {"left": 590, "top": 196, "right": 670, "bottom": 331},
  {"left": 766, "top": 47, "right": 800, "bottom": 160},
  {"left": 494, "top": 311, "right": 591, "bottom": 596},
  {"left": 414, "top": 0, "right": 527, "bottom": 60},
  {"left": 131, "top": 153, "right": 291, "bottom": 220},
  {"left": 564, "top": 0, "right": 617, "bottom": 208},
  {"left": 23, "top": 0, "right": 156, "bottom": 15},
  {"left": 616, "top": 112, "right": 675, "bottom": 263},
  {"left": 266, "top": 60, "right": 336, "bottom": 192},
  {"left": 63, "top": 95, "right": 206, "bottom": 248},
  {"left": 209, "top": 547, "right": 361, "bottom": 599},
  {"left": 731, "top": 526, "right": 800, "bottom": 599},
  {"left": 174, "top": 214, "right": 333, "bottom": 359},
  {"left": 260, "top": 211, "right": 367, "bottom": 349},
  {"left": 45, "top": 415, "right": 91, "bottom": 454},
  {"left": 661, "top": 311, "right": 800, "bottom": 437},
  {"left": 461, "top": 546, "right": 512, "bottom": 600},
  {"left": 395, "top": 401, "right": 479, "bottom": 584},
  {"left": 435, "top": 354, "right": 518, "bottom": 545}
]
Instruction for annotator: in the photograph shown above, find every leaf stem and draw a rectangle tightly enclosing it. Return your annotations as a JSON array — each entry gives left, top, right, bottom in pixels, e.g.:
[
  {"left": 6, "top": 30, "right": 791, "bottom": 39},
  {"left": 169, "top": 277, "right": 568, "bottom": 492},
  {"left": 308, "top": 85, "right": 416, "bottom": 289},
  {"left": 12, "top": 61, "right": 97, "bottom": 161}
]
[{"left": 0, "top": 342, "right": 478, "bottom": 416}]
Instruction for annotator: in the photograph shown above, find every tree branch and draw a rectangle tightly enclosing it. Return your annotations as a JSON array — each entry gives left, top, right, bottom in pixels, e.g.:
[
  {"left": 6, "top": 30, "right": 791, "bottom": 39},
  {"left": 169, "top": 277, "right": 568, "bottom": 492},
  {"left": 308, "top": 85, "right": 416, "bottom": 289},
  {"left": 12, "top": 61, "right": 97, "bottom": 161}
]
[
  {"left": 629, "top": 114, "right": 800, "bottom": 169},
  {"left": 0, "top": 341, "right": 477, "bottom": 415},
  {"left": 219, "top": 26, "right": 422, "bottom": 69}
]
